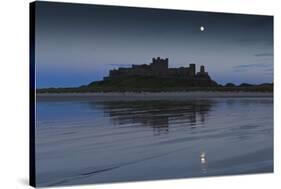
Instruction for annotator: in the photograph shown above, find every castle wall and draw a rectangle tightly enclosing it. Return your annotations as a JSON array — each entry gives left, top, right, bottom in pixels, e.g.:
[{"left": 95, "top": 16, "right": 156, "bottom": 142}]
[{"left": 107, "top": 57, "right": 210, "bottom": 80}]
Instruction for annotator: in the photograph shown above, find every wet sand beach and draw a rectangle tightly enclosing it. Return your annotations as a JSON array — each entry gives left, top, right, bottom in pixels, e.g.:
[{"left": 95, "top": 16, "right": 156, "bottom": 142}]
[{"left": 35, "top": 95, "right": 273, "bottom": 186}]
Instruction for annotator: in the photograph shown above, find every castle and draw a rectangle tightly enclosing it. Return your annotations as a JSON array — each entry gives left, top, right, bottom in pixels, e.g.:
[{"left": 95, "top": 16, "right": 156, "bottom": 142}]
[{"left": 105, "top": 57, "right": 212, "bottom": 81}]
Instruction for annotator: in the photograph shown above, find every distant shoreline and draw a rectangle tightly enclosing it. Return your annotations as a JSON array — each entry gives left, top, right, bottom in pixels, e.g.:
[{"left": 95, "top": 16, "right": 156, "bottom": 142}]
[{"left": 36, "top": 91, "right": 273, "bottom": 101}]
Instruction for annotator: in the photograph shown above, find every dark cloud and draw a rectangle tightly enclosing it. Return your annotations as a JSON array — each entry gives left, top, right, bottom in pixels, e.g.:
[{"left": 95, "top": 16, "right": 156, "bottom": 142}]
[
  {"left": 255, "top": 53, "right": 273, "bottom": 57},
  {"left": 233, "top": 63, "right": 273, "bottom": 73},
  {"left": 264, "top": 68, "right": 273, "bottom": 72}
]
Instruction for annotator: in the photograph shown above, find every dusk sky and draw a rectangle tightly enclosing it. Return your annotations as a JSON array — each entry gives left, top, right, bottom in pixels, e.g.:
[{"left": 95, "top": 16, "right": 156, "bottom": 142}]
[{"left": 35, "top": 1, "right": 273, "bottom": 88}]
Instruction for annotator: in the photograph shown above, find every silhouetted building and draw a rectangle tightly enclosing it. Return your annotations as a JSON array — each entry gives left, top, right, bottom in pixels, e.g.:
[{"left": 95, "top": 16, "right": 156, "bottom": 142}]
[{"left": 105, "top": 57, "right": 211, "bottom": 81}]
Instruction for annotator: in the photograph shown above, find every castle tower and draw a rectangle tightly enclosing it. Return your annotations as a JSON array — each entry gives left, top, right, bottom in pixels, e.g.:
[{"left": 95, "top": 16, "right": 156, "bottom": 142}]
[
  {"left": 189, "top": 64, "right": 196, "bottom": 76},
  {"left": 200, "top": 65, "right": 205, "bottom": 73},
  {"left": 151, "top": 57, "right": 168, "bottom": 71}
]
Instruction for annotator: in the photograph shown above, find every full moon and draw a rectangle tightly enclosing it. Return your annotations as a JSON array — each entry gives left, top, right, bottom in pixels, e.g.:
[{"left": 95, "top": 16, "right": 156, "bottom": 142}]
[{"left": 200, "top": 26, "right": 205, "bottom": 32}]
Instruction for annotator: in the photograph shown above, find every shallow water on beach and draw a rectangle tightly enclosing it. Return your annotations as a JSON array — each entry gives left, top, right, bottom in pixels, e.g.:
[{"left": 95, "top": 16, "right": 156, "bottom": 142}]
[{"left": 35, "top": 97, "right": 273, "bottom": 187}]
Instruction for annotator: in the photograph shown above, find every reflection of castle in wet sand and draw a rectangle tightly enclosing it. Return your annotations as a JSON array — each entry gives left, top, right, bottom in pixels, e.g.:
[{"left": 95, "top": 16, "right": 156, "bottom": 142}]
[{"left": 100, "top": 100, "right": 214, "bottom": 135}]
